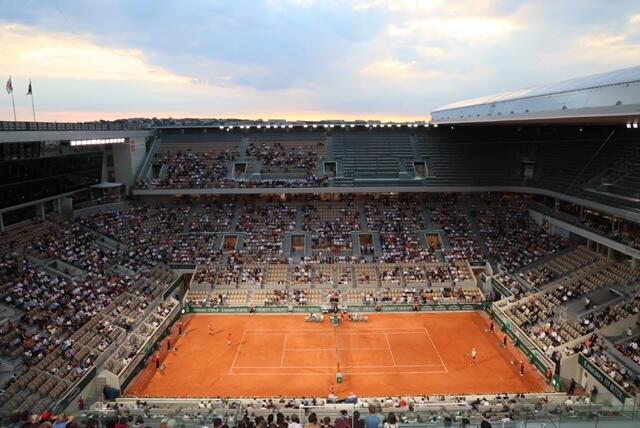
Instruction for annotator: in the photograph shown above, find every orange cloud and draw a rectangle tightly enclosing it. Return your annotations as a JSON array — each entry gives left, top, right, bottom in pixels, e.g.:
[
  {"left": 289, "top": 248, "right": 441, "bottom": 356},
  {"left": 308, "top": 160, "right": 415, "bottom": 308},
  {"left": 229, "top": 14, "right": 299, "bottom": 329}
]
[{"left": 0, "top": 24, "right": 191, "bottom": 84}]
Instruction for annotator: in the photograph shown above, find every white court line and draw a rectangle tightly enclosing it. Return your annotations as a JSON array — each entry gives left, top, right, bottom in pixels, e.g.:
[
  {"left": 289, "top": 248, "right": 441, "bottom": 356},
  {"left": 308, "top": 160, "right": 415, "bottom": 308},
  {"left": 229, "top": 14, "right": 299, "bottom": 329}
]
[
  {"left": 244, "top": 332, "right": 426, "bottom": 336},
  {"left": 422, "top": 327, "right": 448, "bottom": 373},
  {"left": 384, "top": 333, "right": 397, "bottom": 367},
  {"left": 232, "top": 364, "right": 445, "bottom": 369},
  {"left": 228, "top": 329, "right": 247, "bottom": 374},
  {"left": 229, "top": 369, "right": 448, "bottom": 376},
  {"left": 229, "top": 328, "right": 448, "bottom": 374},
  {"left": 244, "top": 327, "right": 427, "bottom": 332},
  {"left": 285, "top": 347, "right": 391, "bottom": 351},
  {"left": 280, "top": 335, "right": 287, "bottom": 368}
]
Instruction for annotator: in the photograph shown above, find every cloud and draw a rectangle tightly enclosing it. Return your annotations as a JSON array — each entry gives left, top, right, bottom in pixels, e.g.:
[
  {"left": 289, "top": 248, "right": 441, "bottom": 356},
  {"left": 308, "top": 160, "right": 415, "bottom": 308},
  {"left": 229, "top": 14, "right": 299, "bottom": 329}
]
[
  {"left": 571, "top": 33, "right": 640, "bottom": 66},
  {"left": 0, "top": 0, "right": 639, "bottom": 121},
  {"left": 360, "top": 56, "right": 454, "bottom": 83},
  {"left": 387, "top": 17, "right": 517, "bottom": 43},
  {"left": 579, "top": 34, "right": 626, "bottom": 48},
  {"left": 361, "top": 56, "right": 417, "bottom": 78},
  {"left": 0, "top": 24, "right": 191, "bottom": 84}
]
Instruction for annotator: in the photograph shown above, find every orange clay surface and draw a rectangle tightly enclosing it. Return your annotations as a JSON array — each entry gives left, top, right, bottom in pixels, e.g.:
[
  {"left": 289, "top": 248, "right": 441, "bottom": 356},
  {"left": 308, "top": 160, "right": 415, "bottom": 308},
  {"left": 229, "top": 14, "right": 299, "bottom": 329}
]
[{"left": 127, "top": 312, "right": 552, "bottom": 398}]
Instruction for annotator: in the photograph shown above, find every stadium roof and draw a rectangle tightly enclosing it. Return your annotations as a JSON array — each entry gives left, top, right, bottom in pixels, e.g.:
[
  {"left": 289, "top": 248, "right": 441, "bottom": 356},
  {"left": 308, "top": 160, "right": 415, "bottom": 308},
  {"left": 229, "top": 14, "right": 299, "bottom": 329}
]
[{"left": 431, "top": 65, "right": 640, "bottom": 125}]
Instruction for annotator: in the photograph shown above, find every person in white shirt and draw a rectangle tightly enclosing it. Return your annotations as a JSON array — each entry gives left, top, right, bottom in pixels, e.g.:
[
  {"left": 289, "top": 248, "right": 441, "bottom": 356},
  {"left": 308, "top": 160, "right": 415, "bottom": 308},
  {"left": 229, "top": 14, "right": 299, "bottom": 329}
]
[{"left": 289, "top": 415, "right": 303, "bottom": 428}]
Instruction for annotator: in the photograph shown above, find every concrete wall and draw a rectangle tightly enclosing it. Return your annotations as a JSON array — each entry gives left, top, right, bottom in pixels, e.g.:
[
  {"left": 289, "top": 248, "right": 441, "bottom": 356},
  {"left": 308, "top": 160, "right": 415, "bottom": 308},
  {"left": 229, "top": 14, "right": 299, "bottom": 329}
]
[
  {"left": 0, "top": 129, "right": 151, "bottom": 144},
  {"left": 533, "top": 210, "right": 640, "bottom": 260},
  {"left": 112, "top": 138, "right": 147, "bottom": 192},
  {"left": 529, "top": 209, "right": 544, "bottom": 226},
  {"left": 553, "top": 224, "right": 572, "bottom": 239}
]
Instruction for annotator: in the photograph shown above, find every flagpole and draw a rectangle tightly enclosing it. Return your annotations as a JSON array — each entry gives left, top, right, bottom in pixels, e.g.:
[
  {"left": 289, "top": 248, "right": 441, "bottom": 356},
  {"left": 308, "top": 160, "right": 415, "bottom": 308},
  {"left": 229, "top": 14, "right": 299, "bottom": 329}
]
[
  {"left": 29, "top": 81, "right": 36, "bottom": 122},
  {"left": 10, "top": 90, "right": 16, "bottom": 122}
]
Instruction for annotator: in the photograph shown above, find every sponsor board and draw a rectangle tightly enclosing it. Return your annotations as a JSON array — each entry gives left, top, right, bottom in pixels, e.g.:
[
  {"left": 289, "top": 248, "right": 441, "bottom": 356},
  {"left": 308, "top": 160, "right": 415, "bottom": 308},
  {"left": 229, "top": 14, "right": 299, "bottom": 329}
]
[
  {"left": 579, "top": 354, "right": 630, "bottom": 403},
  {"left": 186, "top": 303, "right": 483, "bottom": 314}
]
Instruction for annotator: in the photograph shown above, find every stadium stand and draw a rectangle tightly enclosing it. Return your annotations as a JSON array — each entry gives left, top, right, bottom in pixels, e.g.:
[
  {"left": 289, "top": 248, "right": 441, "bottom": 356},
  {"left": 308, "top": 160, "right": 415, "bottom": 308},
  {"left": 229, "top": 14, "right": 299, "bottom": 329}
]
[{"left": 3, "top": 70, "right": 640, "bottom": 425}]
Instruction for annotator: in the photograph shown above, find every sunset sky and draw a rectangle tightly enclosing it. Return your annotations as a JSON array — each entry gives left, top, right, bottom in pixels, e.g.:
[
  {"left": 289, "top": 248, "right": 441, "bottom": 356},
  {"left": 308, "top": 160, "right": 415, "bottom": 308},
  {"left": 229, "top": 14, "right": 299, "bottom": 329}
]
[{"left": 1, "top": 0, "right": 639, "bottom": 122}]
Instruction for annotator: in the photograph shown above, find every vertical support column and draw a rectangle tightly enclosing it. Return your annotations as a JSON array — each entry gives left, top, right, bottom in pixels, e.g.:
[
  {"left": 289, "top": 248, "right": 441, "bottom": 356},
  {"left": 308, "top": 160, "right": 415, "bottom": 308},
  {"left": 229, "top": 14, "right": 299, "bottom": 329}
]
[
  {"left": 38, "top": 204, "right": 45, "bottom": 220},
  {"left": 579, "top": 206, "right": 585, "bottom": 222},
  {"left": 0, "top": 212, "right": 4, "bottom": 232},
  {"left": 631, "top": 258, "right": 637, "bottom": 270},
  {"left": 56, "top": 198, "right": 62, "bottom": 213}
]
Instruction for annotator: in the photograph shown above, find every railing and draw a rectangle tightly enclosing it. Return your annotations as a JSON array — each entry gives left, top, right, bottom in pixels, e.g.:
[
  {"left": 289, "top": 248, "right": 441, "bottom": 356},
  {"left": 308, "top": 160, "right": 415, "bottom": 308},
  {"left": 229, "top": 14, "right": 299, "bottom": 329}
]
[
  {"left": 491, "top": 276, "right": 514, "bottom": 298},
  {"left": 527, "top": 201, "right": 640, "bottom": 253},
  {"left": 80, "top": 401, "right": 640, "bottom": 428},
  {"left": 120, "top": 301, "right": 182, "bottom": 386},
  {"left": 578, "top": 353, "right": 632, "bottom": 404},
  {"left": 163, "top": 275, "right": 185, "bottom": 300},
  {"left": 55, "top": 366, "right": 97, "bottom": 413},
  {"left": 0, "top": 121, "right": 149, "bottom": 131},
  {"left": 183, "top": 302, "right": 485, "bottom": 314},
  {"left": 491, "top": 303, "right": 557, "bottom": 380}
]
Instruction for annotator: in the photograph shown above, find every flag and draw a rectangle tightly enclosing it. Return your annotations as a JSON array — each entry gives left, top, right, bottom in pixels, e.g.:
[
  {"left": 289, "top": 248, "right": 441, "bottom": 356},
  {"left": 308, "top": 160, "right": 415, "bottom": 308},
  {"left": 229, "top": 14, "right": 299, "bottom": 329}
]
[
  {"left": 5, "top": 76, "right": 12, "bottom": 94},
  {"left": 26, "top": 81, "right": 32, "bottom": 96}
]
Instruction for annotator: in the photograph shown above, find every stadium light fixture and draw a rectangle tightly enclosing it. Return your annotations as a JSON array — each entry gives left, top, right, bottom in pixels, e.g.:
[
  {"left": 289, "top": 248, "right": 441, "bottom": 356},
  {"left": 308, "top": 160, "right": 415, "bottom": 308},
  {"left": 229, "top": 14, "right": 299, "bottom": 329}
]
[
  {"left": 313, "top": 124, "right": 318, "bottom": 128},
  {"left": 219, "top": 126, "right": 224, "bottom": 130},
  {"left": 303, "top": 124, "right": 308, "bottom": 128},
  {"left": 627, "top": 123, "right": 632, "bottom": 128},
  {"left": 288, "top": 125, "right": 293, "bottom": 128},
  {"left": 634, "top": 123, "right": 639, "bottom": 129},
  {"left": 433, "top": 124, "right": 438, "bottom": 128},
  {"left": 350, "top": 124, "right": 355, "bottom": 128},
  {"left": 70, "top": 137, "right": 126, "bottom": 146}
]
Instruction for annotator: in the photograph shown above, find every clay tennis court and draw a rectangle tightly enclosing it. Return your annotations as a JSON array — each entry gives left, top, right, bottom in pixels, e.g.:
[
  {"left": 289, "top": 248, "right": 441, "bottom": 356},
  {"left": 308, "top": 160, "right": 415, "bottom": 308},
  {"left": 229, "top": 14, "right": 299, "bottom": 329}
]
[{"left": 127, "top": 312, "right": 552, "bottom": 398}]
